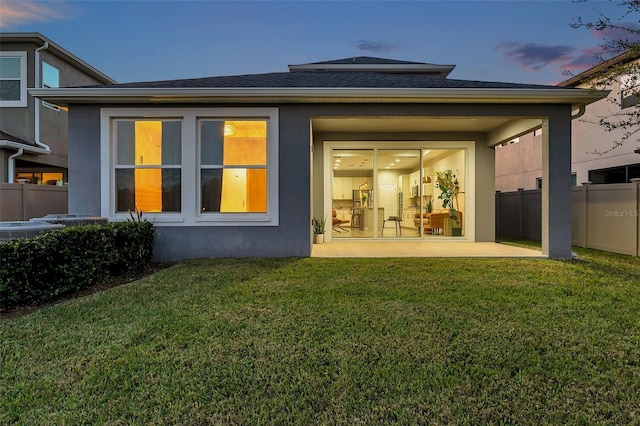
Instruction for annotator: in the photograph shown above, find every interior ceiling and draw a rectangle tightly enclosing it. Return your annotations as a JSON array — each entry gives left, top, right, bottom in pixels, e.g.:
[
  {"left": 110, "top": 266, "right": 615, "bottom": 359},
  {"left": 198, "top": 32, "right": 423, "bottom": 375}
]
[
  {"left": 312, "top": 117, "right": 514, "bottom": 133},
  {"left": 332, "top": 149, "right": 456, "bottom": 172}
]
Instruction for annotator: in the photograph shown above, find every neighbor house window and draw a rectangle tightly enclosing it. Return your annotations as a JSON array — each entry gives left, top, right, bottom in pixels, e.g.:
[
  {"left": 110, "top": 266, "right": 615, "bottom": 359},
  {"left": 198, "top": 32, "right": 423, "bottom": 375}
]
[
  {"left": 42, "top": 62, "right": 60, "bottom": 110},
  {"left": 621, "top": 73, "right": 639, "bottom": 109},
  {"left": 199, "top": 119, "right": 268, "bottom": 213},
  {"left": 0, "top": 52, "right": 27, "bottom": 107},
  {"left": 102, "top": 107, "right": 279, "bottom": 225},
  {"left": 114, "top": 119, "right": 182, "bottom": 213}
]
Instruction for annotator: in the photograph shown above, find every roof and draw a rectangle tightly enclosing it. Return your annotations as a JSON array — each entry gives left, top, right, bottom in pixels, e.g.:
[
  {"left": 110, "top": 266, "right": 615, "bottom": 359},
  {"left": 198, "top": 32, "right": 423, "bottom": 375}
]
[
  {"left": 89, "top": 71, "right": 563, "bottom": 90},
  {"left": 0, "top": 32, "right": 116, "bottom": 85},
  {"left": 29, "top": 56, "right": 609, "bottom": 109},
  {"left": 288, "top": 56, "right": 456, "bottom": 77},
  {"left": 558, "top": 50, "right": 638, "bottom": 88}
]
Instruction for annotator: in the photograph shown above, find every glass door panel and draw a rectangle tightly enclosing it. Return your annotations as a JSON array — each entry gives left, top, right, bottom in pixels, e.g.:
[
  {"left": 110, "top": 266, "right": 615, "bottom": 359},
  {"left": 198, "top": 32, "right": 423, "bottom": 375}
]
[
  {"left": 422, "top": 149, "right": 466, "bottom": 238},
  {"left": 331, "top": 149, "right": 373, "bottom": 238},
  {"left": 378, "top": 149, "right": 421, "bottom": 238}
]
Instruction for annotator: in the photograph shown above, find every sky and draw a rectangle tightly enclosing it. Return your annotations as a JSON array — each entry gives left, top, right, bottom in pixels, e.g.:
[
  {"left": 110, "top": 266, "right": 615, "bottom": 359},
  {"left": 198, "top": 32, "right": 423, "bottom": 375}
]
[{"left": 0, "top": 0, "right": 636, "bottom": 85}]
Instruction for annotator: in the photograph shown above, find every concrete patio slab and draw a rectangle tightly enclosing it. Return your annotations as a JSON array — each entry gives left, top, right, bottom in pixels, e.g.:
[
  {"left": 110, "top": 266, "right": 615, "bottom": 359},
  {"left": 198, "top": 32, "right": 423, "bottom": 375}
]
[{"left": 311, "top": 241, "right": 543, "bottom": 258}]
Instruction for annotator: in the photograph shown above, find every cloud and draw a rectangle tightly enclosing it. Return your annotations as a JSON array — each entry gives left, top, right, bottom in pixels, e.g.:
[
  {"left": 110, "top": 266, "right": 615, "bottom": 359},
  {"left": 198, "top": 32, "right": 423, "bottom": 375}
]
[
  {"left": 353, "top": 40, "right": 407, "bottom": 54},
  {"left": 498, "top": 42, "right": 575, "bottom": 71},
  {"left": 591, "top": 22, "right": 640, "bottom": 43},
  {"left": 559, "top": 46, "right": 604, "bottom": 74},
  {"left": 0, "top": 1, "right": 65, "bottom": 29}
]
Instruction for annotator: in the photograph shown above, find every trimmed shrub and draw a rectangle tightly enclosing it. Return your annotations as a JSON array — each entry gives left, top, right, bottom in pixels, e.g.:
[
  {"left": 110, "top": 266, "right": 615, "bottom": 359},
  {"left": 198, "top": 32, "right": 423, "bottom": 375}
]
[{"left": 0, "top": 220, "right": 155, "bottom": 311}]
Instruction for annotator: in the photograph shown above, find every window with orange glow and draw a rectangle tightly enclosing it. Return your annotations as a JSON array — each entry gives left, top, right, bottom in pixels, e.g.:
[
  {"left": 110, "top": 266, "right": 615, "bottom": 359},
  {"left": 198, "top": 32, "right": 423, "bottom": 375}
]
[
  {"left": 200, "top": 120, "right": 268, "bottom": 213},
  {"left": 114, "top": 119, "right": 181, "bottom": 213}
]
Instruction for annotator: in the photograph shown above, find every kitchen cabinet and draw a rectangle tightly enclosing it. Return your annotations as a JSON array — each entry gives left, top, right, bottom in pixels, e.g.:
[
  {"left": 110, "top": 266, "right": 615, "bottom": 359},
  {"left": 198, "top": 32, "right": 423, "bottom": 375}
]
[
  {"left": 402, "top": 206, "right": 417, "bottom": 229},
  {"left": 336, "top": 208, "right": 351, "bottom": 221},
  {"left": 333, "top": 176, "right": 372, "bottom": 199},
  {"left": 332, "top": 177, "right": 353, "bottom": 199}
]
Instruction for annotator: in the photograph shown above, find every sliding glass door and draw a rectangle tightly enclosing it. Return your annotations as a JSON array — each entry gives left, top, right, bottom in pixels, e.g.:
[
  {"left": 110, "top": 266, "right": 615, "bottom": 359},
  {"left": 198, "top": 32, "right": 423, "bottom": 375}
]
[{"left": 328, "top": 144, "right": 467, "bottom": 240}]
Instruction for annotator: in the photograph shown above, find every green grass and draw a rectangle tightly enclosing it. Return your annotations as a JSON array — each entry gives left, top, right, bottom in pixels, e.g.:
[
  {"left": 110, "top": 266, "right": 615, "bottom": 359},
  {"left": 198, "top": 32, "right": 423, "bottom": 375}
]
[{"left": 1, "top": 246, "right": 640, "bottom": 425}]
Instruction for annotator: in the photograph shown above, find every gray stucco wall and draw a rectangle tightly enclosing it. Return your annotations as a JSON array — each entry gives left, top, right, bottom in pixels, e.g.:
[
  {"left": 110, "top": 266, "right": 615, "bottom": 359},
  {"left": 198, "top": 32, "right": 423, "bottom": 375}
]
[
  {"left": 67, "top": 105, "right": 101, "bottom": 215},
  {"left": 66, "top": 102, "right": 573, "bottom": 260}
]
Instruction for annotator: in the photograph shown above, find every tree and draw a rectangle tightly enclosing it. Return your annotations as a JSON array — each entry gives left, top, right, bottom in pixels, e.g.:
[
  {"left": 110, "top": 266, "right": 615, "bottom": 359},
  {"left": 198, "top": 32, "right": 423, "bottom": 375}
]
[{"left": 570, "top": 0, "right": 639, "bottom": 154}]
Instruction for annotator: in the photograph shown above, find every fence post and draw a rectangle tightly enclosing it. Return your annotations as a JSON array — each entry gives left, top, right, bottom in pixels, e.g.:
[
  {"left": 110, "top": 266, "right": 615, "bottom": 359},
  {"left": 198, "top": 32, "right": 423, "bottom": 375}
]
[
  {"left": 517, "top": 188, "right": 524, "bottom": 240},
  {"left": 20, "top": 182, "right": 27, "bottom": 221},
  {"left": 631, "top": 178, "right": 640, "bottom": 257},
  {"left": 495, "top": 190, "right": 501, "bottom": 239},
  {"left": 581, "top": 182, "right": 590, "bottom": 249}
]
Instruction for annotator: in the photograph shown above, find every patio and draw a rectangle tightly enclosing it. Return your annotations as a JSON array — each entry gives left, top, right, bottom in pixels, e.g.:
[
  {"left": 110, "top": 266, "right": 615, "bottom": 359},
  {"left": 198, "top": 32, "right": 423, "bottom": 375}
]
[{"left": 311, "top": 241, "right": 544, "bottom": 258}]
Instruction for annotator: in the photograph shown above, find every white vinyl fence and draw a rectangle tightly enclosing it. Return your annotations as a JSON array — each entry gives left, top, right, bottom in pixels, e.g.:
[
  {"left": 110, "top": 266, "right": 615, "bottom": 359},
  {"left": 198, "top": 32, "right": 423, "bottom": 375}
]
[{"left": 496, "top": 179, "right": 640, "bottom": 257}]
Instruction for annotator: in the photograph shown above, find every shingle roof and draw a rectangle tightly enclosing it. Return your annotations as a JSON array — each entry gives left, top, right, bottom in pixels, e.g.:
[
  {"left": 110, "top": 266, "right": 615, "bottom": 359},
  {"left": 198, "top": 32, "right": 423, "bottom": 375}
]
[{"left": 91, "top": 71, "right": 562, "bottom": 91}]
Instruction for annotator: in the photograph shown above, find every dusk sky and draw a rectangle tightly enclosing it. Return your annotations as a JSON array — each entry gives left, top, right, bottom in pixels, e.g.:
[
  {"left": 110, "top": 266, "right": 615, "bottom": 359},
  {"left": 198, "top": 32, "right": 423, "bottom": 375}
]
[{"left": 0, "top": 0, "right": 635, "bottom": 85}]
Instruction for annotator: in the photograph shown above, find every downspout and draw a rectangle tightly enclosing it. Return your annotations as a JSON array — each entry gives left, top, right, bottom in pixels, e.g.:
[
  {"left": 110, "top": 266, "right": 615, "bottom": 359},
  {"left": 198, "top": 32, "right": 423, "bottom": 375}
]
[
  {"left": 8, "top": 149, "right": 24, "bottom": 183},
  {"left": 571, "top": 105, "right": 586, "bottom": 120},
  {"left": 4, "top": 41, "right": 52, "bottom": 182},
  {"left": 34, "top": 41, "right": 52, "bottom": 153}
]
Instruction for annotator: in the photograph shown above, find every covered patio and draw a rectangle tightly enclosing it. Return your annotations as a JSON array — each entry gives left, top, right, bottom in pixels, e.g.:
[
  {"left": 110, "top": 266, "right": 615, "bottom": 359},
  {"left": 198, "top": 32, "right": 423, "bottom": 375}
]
[{"left": 311, "top": 241, "right": 543, "bottom": 258}]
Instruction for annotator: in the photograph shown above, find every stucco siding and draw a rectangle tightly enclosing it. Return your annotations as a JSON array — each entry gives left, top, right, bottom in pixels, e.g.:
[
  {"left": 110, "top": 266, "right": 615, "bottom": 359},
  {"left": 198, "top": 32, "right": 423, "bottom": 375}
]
[{"left": 68, "top": 105, "right": 101, "bottom": 215}]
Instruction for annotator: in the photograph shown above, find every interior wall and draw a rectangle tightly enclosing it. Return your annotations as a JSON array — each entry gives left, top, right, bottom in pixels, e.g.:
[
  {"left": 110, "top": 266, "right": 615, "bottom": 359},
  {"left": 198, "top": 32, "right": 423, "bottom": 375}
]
[{"left": 430, "top": 150, "right": 465, "bottom": 211}]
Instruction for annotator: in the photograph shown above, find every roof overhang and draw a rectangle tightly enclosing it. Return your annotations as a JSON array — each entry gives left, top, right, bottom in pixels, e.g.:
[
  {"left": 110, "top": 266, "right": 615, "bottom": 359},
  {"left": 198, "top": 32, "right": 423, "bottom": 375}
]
[
  {"left": 288, "top": 63, "right": 456, "bottom": 77},
  {"left": 0, "top": 32, "right": 116, "bottom": 84},
  {"left": 0, "top": 140, "right": 50, "bottom": 155},
  {"left": 29, "top": 87, "right": 609, "bottom": 110}
]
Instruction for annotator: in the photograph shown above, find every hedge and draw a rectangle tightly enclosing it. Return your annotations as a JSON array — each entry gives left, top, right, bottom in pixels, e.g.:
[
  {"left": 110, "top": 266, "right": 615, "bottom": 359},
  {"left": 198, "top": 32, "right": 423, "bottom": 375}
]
[{"left": 0, "top": 220, "right": 155, "bottom": 311}]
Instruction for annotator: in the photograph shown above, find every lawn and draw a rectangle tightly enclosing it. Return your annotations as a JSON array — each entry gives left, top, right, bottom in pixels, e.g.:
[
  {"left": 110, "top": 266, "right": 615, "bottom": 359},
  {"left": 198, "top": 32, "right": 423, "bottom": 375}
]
[{"left": 1, "top": 246, "right": 639, "bottom": 425}]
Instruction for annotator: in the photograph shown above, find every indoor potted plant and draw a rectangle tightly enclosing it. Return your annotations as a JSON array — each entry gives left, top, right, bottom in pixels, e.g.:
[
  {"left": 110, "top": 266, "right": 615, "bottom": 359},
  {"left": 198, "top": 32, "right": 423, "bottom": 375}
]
[
  {"left": 312, "top": 215, "right": 327, "bottom": 243},
  {"left": 435, "top": 170, "right": 462, "bottom": 235}
]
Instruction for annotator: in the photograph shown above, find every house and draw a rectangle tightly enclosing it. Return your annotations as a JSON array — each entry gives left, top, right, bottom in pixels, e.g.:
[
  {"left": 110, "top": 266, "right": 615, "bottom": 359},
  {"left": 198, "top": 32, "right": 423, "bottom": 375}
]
[
  {"left": 31, "top": 56, "right": 607, "bottom": 260},
  {"left": 496, "top": 52, "right": 639, "bottom": 191},
  {"left": 0, "top": 33, "right": 115, "bottom": 185}
]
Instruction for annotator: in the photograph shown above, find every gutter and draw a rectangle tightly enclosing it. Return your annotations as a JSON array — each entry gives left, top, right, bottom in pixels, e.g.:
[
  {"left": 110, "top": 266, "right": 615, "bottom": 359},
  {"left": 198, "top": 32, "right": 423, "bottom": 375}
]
[{"left": 29, "top": 87, "right": 611, "bottom": 109}]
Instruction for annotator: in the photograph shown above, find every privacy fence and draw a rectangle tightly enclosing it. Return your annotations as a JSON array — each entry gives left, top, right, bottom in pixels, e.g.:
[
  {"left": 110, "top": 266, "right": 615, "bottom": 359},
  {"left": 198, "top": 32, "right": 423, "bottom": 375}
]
[
  {"left": 496, "top": 179, "right": 640, "bottom": 257},
  {"left": 0, "top": 183, "right": 68, "bottom": 221}
]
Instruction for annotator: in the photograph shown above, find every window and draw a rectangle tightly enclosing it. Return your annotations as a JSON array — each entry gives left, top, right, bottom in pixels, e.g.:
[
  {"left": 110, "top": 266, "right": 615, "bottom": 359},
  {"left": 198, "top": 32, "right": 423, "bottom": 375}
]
[
  {"left": 101, "top": 108, "right": 279, "bottom": 225},
  {"left": 114, "top": 119, "right": 182, "bottom": 213},
  {"left": 199, "top": 120, "right": 267, "bottom": 213},
  {"left": 0, "top": 52, "right": 27, "bottom": 107},
  {"left": 42, "top": 62, "right": 60, "bottom": 110},
  {"left": 590, "top": 163, "right": 640, "bottom": 184},
  {"left": 621, "top": 73, "right": 639, "bottom": 109},
  {"left": 536, "top": 173, "right": 576, "bottom": 189}
]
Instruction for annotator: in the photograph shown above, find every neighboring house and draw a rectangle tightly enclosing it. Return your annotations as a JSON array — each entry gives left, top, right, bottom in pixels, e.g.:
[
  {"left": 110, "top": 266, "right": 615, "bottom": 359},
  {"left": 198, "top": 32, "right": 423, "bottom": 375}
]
[
  {"left": 496, "top": 52, "right": 640, "bottom": 191},
  {"left": 32, "top": 56, "right": 606, "bottom": 260},
  {"left": 0, "top": 33, "right": 115, "bottom": 184}
]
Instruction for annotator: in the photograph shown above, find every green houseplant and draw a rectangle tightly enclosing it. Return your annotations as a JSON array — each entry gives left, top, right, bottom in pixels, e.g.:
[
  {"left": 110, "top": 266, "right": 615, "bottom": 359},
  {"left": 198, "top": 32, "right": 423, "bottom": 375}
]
[
  {"left": 312, "top": 216, "right": 327, "bottom": 243},
  {"left": 435, "top": 170, "right": 462, "bottom": 235}
]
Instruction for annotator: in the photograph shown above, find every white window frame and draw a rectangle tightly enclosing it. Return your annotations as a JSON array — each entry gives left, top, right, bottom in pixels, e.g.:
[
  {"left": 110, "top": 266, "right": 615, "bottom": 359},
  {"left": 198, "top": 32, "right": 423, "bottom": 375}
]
[
  {"left": 0, "top": 51, "right": 27, "bottom": 107},
  {"left": 620, "top": 73, "right": 639, "bottom": 110},
  {"left": 101, "top": 107, "right": 279, "bottom": 226},
  {"left": 42, "top": 61, "right": 60, "bottom": 111}
]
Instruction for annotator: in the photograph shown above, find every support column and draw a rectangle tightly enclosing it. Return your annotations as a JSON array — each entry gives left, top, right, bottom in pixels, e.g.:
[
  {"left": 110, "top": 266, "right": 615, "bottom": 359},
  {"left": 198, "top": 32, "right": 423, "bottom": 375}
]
[{"left": 541, "top": 107, "right": 573, "bottom": 259}]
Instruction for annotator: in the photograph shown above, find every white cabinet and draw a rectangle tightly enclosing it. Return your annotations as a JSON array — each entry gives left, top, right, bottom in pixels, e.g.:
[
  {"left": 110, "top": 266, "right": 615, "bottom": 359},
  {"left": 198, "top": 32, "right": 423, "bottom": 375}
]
[{"left": 333, "top": 177, "right": 353, "bottom": 199}]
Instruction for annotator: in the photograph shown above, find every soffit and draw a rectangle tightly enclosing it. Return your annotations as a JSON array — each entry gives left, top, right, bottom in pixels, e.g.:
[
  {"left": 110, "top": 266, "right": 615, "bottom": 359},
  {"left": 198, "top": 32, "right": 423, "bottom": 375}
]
[{"left": 312, "top": 116, "right": 514, "bottom": 133}]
